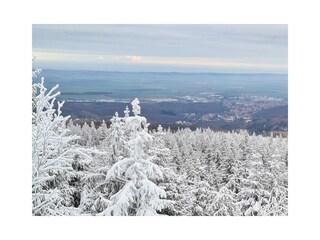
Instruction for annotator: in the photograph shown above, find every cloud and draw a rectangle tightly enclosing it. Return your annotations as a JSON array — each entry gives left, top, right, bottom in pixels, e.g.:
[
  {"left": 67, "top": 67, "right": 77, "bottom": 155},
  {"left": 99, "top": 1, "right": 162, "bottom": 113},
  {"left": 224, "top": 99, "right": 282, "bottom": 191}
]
[
  {"left": 138, "top": 56, "right": 286, "bottom": 71},
  {"left": 32, "top": 25, "right": 288, "bottom": 73},
  {"left": 113, "top": 55, "right": 143, "bottom": 62},
  {"left": 125, "top": 56, "right": 143, "bottom": 62},
  {"left": 33, "top": 49, "right": 287, "bottom": 73}
]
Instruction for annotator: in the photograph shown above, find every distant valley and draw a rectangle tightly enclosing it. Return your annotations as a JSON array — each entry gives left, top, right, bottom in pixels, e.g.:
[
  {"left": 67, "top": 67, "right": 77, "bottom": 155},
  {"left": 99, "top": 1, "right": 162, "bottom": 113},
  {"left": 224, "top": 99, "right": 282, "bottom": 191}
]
[{"left": 39, "top": 69, "right": 288, "bottom": 134}]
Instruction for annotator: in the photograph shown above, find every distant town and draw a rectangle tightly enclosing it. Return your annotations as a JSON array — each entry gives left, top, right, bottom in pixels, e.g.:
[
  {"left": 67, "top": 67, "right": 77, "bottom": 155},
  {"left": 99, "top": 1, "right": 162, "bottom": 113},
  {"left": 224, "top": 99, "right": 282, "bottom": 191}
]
[
  {"left": 62, "top": 92, "right": 287, "bottom": 134},
  {"left": 173, "top": 93, "right": 287, "bottom": 128}
]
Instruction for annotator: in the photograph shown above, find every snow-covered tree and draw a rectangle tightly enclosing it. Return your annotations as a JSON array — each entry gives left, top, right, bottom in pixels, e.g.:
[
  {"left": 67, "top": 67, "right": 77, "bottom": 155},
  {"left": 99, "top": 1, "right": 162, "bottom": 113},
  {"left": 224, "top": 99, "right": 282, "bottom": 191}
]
[
  {"left": 32, "top": 76, "right": 99, "bottom": 215},
  {"left": 108, "top": 112, "right": 127, "bottom": 163},
  {"left": 97, "top": 120, "right": 108, "bottom": 142},
  {"left": 99, "top": 99, "right": 168, "bottom": 216},
  {"left": 210, "top": 186, "right": 240, "bottom": 216}
]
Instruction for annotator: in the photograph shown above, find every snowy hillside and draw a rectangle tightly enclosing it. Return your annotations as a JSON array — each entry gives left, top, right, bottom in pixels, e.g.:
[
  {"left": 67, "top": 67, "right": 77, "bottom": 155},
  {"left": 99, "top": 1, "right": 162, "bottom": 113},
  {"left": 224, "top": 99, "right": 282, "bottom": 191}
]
[{"left": 32, "top": 75, "right": 288, "bottom": 216}]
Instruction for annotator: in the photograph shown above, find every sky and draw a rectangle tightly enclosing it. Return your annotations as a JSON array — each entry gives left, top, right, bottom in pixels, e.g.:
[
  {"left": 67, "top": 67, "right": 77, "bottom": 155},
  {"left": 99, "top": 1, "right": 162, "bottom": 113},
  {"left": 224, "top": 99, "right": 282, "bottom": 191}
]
[{"left": 32, "top": 24, "right": 288, "bottom": 73}]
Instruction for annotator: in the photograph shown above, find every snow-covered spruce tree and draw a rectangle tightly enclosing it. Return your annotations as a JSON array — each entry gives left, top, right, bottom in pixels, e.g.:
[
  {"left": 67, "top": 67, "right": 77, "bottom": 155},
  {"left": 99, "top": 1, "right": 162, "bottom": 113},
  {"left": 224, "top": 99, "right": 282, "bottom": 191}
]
[
  {"left": 259, "top": 140, "right": 288, "bottom": 216},
  {"left": 97, "top": 119, "right": 109, "bottom": 142},
  {"left": 32, "top": 77, "right": 95, "bottom": 215},
  {"left": 108, "top": 112, "right": 127, "bottom": 163},
  {"left": 191, "top": 181, "right": 216, "bottom": 216},
  {"left": 233, "top": 134, "right": 269, "bottom": 216},
  {"left": 209, "top": 185, "right": 240, "bottom": 216},
  {"left": 76, "top": 113, "right": 128, "bottom": 215},
  {"left": 99, "top": 98, "right": 168, "bottom": 216},
  {"left": 78, "top": 121, "right": 99, "bottom": 147},
  {"left": 148, "top": 125, "right": 178, "bottom": 215}
]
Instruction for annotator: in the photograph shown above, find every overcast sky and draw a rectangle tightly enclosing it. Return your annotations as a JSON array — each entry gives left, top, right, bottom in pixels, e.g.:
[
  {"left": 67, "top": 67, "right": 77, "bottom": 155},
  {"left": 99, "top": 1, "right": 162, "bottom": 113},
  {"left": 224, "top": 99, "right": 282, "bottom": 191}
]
[{"left": 32, "top": 24, "right": 287, "bottom": 73}]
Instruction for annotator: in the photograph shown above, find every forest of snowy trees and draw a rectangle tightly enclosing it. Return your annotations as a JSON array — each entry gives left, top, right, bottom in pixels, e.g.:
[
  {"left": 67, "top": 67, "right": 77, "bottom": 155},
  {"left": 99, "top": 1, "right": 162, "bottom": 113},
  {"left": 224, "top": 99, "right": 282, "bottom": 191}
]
[{"left": 32, "top": 71, "right": 288, "bottom": 216}]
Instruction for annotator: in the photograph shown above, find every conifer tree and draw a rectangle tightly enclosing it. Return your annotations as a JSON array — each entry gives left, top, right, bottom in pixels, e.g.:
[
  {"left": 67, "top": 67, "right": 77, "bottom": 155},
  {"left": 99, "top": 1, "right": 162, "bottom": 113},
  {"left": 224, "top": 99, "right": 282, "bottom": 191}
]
[
  {"left": 32, "top": 77, "right": 94, "bottom": 215},
  {"left": 109, "top": 112, "right": 127, "bottom": 163},
  {"left": 99, "top": 99, "right": 168, "bottom": 216}
]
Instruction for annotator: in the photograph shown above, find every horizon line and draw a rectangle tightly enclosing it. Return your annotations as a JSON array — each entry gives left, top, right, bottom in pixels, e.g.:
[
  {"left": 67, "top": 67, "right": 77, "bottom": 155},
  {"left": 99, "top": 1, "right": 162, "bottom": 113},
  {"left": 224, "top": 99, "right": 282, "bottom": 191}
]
[{"left": 37, "top": 68, "right": 288, "bottom": 75}]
